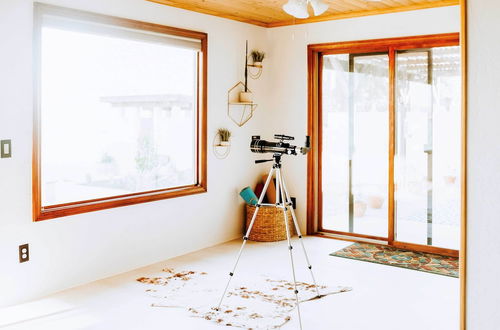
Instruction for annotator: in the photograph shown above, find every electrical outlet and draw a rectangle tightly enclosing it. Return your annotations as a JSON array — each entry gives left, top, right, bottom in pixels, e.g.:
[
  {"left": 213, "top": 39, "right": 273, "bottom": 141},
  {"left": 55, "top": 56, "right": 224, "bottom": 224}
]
[
  {"left": 291, "top": 197, "right": 297, "bottom": 209},
  {"left": 19, "top": 244, "right": 29, "bottom": 263},
  {"left": 1, "top": 140, "right": 12, "bottom": 158}
]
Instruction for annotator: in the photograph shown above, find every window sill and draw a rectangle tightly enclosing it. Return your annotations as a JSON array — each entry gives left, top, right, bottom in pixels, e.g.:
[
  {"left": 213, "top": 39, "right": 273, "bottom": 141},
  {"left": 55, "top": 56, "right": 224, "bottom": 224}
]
[{"left": 34, "top": 184, "right": 207, "bottom": 222}]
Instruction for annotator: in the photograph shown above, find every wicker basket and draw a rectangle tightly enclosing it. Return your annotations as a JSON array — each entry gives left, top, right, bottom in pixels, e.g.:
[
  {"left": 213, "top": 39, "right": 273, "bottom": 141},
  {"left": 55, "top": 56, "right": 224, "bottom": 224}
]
[{"left": 245, "top": 204, "right": 296, "bottom": 242}]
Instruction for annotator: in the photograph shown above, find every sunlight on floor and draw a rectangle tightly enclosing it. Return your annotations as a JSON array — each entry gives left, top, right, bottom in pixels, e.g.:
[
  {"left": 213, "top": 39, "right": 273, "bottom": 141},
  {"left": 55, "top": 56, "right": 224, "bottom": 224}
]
[{"left": 0, "top": 237, "right": 459, "bottom": 330}]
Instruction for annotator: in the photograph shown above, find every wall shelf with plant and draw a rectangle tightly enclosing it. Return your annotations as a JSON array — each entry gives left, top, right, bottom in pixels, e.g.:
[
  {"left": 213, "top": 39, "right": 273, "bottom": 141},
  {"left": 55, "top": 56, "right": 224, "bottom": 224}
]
[
  {"left": 227, "top": 82, "right": 257, "bottom": 127},
  {"left": 248, "top": 49, "right": 265, "bottom": 79},
  {"left": 213, "top": 128, "right": 232, "bottom": 159},
  {"left": 227, "top": 41, "right": 263, "bottom": 127}
]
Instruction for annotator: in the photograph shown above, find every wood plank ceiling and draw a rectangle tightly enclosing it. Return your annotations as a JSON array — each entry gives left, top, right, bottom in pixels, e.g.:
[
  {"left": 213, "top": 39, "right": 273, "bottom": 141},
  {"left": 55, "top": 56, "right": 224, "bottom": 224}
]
[{"left": 147, "top": 0, "right": 458, "bottom": 27}]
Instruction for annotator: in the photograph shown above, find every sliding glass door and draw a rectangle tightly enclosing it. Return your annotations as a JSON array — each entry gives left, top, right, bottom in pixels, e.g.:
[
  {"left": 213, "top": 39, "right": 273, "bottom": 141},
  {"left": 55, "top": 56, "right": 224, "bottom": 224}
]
[
  {"left": 321, "top": 53, "right": 389, "bottom": 239},
  {"left": 394, "top": 47, "right": 461, "bottom": 250},
  {"left": 314, "top": 34, "right": 461, "bottom": 254}
]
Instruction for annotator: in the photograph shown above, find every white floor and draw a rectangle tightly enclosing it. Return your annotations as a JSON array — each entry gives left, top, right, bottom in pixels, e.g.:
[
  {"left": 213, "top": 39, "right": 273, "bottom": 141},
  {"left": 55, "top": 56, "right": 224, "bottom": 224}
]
[{"left": 0, "top": 237, "right": 459, "bottom": 330}]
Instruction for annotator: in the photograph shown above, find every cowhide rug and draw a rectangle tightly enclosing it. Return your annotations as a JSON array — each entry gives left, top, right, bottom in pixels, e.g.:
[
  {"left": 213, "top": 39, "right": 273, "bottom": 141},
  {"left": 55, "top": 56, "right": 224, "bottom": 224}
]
[{"left": 136, "top": 268, "right": 352, "bottom": 329}]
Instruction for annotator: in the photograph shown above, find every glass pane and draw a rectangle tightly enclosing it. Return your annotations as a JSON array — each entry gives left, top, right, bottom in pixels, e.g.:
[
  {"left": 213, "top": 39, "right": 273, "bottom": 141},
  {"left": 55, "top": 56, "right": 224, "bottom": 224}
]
[
  {"left": 322, "top": 53, "right": 389, "bottom": 238},
  {"left": 394, "top": 47, "right": 461, "bottom": 249},
  {"left": 41, "top": 25, "right": 197, "bottom": 206}
]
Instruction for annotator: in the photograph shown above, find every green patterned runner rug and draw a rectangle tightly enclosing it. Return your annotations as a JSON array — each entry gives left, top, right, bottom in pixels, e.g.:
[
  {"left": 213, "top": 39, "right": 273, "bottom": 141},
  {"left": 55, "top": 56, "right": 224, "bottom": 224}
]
[{"left": 330, "top": 243, "right": 459, "bottom": 278}]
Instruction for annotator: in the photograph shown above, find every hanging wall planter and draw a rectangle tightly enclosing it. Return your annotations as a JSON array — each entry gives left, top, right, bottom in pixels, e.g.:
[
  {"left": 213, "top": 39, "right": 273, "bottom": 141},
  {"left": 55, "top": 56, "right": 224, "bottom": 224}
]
[
  {"left": 248, "top": 49, "right": 265, "bottom": 79},
  {"left": 217, "top": 128, "right": 231, "bottom": 146},
  {"left": 213, "top": 128, "right": 232, "bottom": 159},
  {"left": 250, "top": 50, "right": 265, "bottom": 67}
]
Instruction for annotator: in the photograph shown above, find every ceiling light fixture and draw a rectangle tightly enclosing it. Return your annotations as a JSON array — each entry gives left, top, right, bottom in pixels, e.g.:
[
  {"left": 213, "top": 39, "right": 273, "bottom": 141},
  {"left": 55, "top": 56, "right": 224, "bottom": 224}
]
[{"left": 282, "top": 0, "right": 329, "bottom": 19}]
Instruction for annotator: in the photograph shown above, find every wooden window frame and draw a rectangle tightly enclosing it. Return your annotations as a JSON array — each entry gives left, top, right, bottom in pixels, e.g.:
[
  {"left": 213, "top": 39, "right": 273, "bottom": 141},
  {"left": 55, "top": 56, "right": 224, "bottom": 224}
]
[
  {"left": 307, "top": 33, "right": 460, "bottom": 257},
  {"left": 32, "top": 4, "right": 208, "bottom": 221}
]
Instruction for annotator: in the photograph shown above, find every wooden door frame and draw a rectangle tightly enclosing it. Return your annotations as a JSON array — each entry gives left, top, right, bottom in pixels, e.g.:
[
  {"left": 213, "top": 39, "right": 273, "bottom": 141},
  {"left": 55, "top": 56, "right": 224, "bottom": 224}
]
[
  {"left": 307, "top": 32, "right": 461, "bottom": 258},
  {"left": 460, "top": 1, "right": 467, "bottom": 328}
]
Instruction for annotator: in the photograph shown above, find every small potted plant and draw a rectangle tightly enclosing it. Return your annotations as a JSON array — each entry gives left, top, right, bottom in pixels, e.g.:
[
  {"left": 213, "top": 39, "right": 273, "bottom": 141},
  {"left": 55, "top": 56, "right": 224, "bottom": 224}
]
[
  {"left": 239, "top": 87, "right": 252, "bottom": 103},
  {"left": 251, "top": 50, "right": 265, "bottom": 67},
  {"left": 217, "top": 128, "right": 231, "bottom": 146}
]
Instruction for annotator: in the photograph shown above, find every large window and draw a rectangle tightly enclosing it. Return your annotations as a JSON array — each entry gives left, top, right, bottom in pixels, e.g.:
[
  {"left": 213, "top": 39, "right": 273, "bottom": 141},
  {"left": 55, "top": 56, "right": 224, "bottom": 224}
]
[
  {"left": 33, "top": 4, "right": 207, "bottom": 221},
  {"left": 308, "top": 34, "right": 461, "bottom": 256}
]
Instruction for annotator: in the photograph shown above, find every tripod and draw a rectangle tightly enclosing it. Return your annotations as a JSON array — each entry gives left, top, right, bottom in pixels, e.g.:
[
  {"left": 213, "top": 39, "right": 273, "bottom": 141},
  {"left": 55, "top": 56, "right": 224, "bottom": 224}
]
[{"left": 216, "top": 153, "right": 320, "bottom": 329}]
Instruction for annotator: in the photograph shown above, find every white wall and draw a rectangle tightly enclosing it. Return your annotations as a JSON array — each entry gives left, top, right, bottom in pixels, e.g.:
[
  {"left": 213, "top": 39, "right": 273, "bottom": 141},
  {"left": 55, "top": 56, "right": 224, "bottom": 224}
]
[
  {"left": 0, "top": 0, "right": 467, "bottom": 310},
  {"left": 466, "top": 1, "right": 500, "bottom": 328},
  {"left": 0, "top": 0, "right": 270, "bottom": 307},
  {"left": 265, "top": 6, "right": 460, "bottom": 234}
]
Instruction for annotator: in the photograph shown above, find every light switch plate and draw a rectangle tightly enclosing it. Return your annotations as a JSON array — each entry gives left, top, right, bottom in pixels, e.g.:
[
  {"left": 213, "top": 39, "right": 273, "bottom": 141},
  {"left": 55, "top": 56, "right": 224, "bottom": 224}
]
[{"left": 1, "top": 140, "right": 12, "bottom": 158}]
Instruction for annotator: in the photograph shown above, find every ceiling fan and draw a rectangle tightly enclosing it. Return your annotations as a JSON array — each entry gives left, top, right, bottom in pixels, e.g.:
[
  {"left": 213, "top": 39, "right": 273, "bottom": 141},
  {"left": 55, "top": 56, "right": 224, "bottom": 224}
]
[{"left": 282, "top": 0, "right": 329, "bottom": 19}]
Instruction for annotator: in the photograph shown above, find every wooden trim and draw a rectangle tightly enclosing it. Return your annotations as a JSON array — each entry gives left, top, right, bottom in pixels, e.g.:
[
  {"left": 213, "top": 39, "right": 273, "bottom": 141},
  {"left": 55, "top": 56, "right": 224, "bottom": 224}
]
[
  {"left": 36, "top": 3, "right": 207, "bottom": 40},
  {"left": 317, "top": 231, "right": 458, "bottom": 258},
  {"left": 309, "top": 33, "right": 459, "bottom": 53},
  {"left": 307, "top": 46, "right": 319, "bottom": 235},
  {"left": 316, "top": 54, "right": 324, "bottom": 234},
  {"left": 320, "top": 229, "right": 388, "bottom": 242},
  {"left": 312, "top": 232, "right": 386, "bottom": 245},
  {"left": 199, "top": 34, "right": 208, "bottom": 192},
  {"left": 388, "top": 47, "right": 396, "bottom": 244},
  {"left": 307, "top": 33, "right": 461, "bottom": 258},
  {"left": 267, "top": 1, "right": 459, "bottom": 28},
  {"left": 33, "top": 4, "right": 208, "bottom": 221},
  {"left": 36, "top": 186, "right": 207, "bottom": 221},
  {"left": 306, "top": 46, "right": 313, "bottom": 234},
  {"left": 32, "top": 5, "right": 43, "bottom": 223},
  {"left": 320, "top": 232, "right": 460, "bottom": 258},
  {"left": 392, "top": 241, "right": 459, "bottom": 258},
  {"left": 460, "top": 0, "right": 467, "bottom": 328}
]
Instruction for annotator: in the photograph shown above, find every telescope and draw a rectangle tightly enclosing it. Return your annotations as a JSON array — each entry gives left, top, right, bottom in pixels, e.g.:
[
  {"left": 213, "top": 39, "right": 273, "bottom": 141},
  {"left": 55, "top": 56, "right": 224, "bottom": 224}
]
[
  {"left": 217, "top": 133, "right": 321, "bottom": 321},
  {"left": 250, "top": 134, "right": 311, "bottom": 158}
]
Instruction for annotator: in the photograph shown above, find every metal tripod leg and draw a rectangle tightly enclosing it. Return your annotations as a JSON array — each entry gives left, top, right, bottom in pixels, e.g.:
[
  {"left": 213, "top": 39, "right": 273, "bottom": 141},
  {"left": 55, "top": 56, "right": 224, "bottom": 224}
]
[
  {"left": 278, "top": 169, "right": 321, "bottom": 297},
  {"left": 216, "top": 166, "right": 275, "bottom": 311},
  {"left": 276, "top": 168, "right": 303, "bottom": 330}
]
